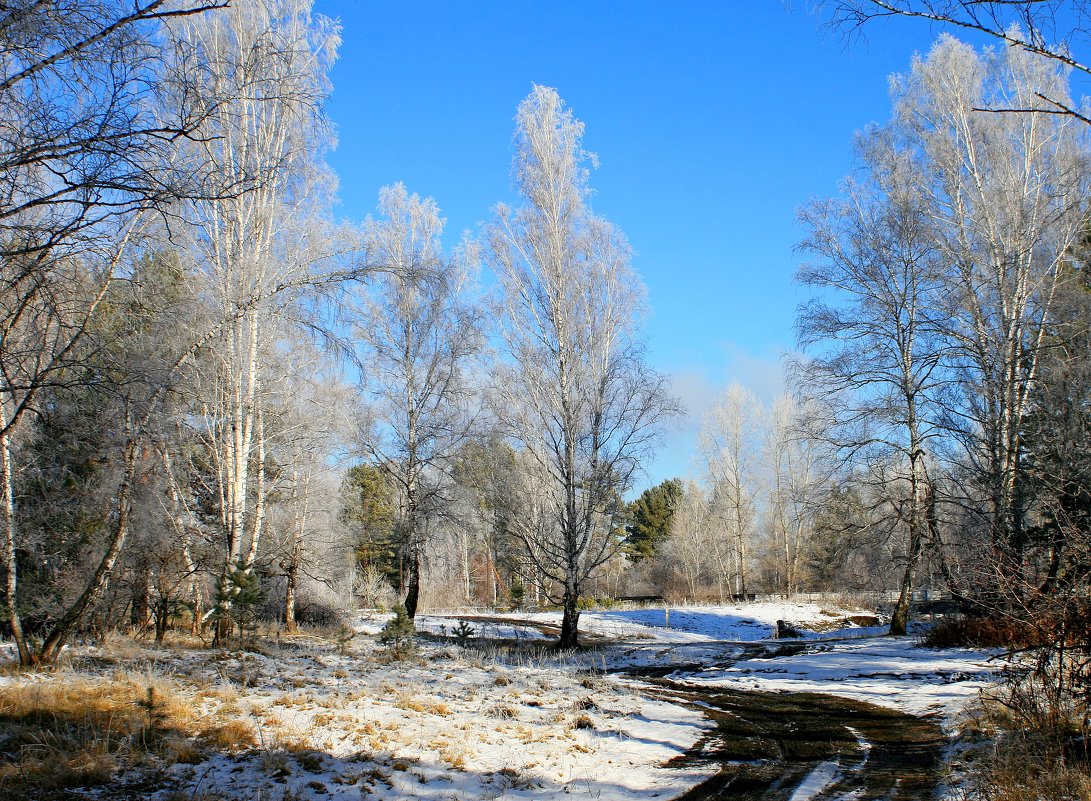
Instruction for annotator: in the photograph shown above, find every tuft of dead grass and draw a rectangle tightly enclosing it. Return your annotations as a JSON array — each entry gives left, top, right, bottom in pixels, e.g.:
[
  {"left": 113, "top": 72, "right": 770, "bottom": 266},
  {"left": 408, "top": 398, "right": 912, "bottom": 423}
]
[
  {"left": 487, "top": 702, "right": 519, "bottom": 719},
  {"left": 394, "top": 692, "right": 451, "bottom": 716},
  {"left": 571, "top": 713, "right": 595, "bottom": 730},
  {"left": 162, "top": 735, "right": 205, "bottom": 764},
  {"left": 951, "top": 681, "right": 1091, "bottom": 800},
  {"left": 198, "top": 719, "right": 258, "bottom": 750}
]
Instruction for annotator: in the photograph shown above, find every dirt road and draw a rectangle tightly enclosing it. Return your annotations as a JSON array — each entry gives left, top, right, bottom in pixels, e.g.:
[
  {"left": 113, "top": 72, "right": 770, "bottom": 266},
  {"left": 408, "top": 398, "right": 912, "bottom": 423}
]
[{"left": 649, "top": 679, "right": 945, "bottom": 801}]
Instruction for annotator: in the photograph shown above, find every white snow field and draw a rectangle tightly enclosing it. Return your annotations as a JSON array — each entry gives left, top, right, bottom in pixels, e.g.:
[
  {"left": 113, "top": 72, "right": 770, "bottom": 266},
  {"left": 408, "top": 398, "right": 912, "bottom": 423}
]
[{"left": 0, "top": 601, "right": 998, "bottom": 800}]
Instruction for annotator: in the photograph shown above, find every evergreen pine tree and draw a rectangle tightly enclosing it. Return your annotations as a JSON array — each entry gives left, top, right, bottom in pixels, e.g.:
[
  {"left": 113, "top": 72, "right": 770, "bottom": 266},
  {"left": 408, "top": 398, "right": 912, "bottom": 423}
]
[{"left": 625, "top": 479, "right": 683, "bottom": 559}]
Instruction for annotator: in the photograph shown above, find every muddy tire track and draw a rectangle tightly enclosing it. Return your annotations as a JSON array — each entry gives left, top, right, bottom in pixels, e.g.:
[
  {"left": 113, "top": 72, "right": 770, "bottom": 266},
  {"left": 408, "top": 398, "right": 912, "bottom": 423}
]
[
  {"left": 651, "top": 680, "right": 945, "bottom": 801},
  {"left": 628, "top": 641, "right": 809, "bottom": 678}
]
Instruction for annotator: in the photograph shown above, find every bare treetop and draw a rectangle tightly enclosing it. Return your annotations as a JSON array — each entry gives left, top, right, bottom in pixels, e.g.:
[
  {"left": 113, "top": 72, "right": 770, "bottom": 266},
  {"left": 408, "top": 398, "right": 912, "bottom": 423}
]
[{"left": 832, "top": 1, "right": 1091, "bottom": 119}]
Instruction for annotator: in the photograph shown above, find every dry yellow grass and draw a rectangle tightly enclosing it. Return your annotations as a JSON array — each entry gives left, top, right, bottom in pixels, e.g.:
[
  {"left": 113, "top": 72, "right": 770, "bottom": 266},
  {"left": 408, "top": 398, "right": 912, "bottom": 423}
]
[
  {"left": 196, "top": 684, "right": 240, "bottom": 704},
  {"left": 162, "top": 735, "right": 205, "bottom": 765},
  {"left": 0, "top": 675, "right": 199, "bottom": 797},
  {"left": 441, "top": 746, "right": 469, "bottom": 771},
  {"left": 959, "top": 733, "right": 1091, "bottom": 801},
  {"left": 487, "top": 702, "right": 519, "bottom": 719},
  {"left": 312, "top": 711, "right": 336, "bottom": 727}
]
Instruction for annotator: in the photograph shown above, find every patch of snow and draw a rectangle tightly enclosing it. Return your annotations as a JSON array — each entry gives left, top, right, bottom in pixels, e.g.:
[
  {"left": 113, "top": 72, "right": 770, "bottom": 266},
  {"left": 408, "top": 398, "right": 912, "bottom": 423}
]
[
  {"left": 427, "top": 601, "right": 886, "bottom": 645},
  {"left": 789, "top": 759, "right": 845, "bottom": 801},
  {"left": 421, "top": 603, "right": 997, "bottom": 728}
]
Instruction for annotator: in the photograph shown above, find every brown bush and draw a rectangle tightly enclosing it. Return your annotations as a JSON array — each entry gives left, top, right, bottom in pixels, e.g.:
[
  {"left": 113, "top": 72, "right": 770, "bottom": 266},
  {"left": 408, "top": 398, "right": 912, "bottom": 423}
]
[
  {"left": 923, "top": 602, "right": 1091, "bottom": 652},
  {"left": 921, "top": 615, "right": 1039, "bottom": 648}
]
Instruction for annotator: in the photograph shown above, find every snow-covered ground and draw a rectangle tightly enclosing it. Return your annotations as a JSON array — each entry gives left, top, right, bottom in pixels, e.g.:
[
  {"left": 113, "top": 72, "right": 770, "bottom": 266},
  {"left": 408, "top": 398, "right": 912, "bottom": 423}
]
[
  {"left": 416, "top": 600, "right": 888, "bottom": 644},
  {"left": 147, "top": 641, "right": 713, "bottom": 801},
  {"left": 424, "top": 601, "right": 997, "bottom": 726},
  {"left": 0, "top": 601, "right": 1000, "bottom": 800}
]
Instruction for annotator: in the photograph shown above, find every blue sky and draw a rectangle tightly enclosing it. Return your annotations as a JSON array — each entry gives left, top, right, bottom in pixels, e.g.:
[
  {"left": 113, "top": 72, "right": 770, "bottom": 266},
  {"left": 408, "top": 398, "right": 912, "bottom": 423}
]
[{"left": 314, "top": 0, "right": 953, "bottom": 488}]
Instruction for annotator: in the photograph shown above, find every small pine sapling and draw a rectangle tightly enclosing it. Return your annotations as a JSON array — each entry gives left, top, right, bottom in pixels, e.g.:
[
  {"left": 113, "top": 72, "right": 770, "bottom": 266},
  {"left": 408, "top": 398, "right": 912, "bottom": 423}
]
[
  {"left": 379, "top": 604, "right": 416, "bottom": 659},
  {"left": 137, "top": 686, "right": 166, "bottom": 748},
  {"left": 452, "top": 620, "right": 475, "bottom": 647},
  {"left": 210, "top": 559, "right": 266, "bottom": 645},
  {"left": 509, "top": 578, "right": 526, "bottom": 611}
]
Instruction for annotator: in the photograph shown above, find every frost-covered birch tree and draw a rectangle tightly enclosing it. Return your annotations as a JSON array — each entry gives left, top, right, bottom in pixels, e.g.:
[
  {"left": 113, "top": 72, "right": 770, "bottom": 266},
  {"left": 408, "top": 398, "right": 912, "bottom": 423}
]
[
  {"left": 353, "top": 184, "right": 484, "bottom": 619},
  {"left": 897, "top": 37, "right": 1089, "bottom": 597},
  {"left": 0, "top": 0, "right": 226, "bottom": 665},
  {"left": 699, "top": 383, "right": 763, "bottom": 598},
  {"left": 831, "top": 1, "right": 1091, "bottom": 124},
  {"left": 796, "top": 35, "right": 1089, "bottom": 624},
  {"left": 487, "top": 86, "right": 676, "bottom": 649},
  {"left": 171, "top": 0, "right": 340, "bottom": 636},
  {"left": 261, "top": 356, "right": 352, "bottom": 631},
  {"left": 764, "top": 395, "right": 828, "bottom": 595},
  {"left": 796, "top": 120, "right": 947, "bottom": 634},
  {"left": 662, "top": 481, "right": 721, "bottom": 600}
]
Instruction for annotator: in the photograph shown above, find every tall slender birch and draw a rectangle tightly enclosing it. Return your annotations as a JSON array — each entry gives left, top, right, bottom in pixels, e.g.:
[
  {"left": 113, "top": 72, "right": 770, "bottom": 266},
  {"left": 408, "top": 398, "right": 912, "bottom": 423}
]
[
  {"left": 796, "top": 121, "right": 946, "bottom": 634},
  {"left": 0, "top": 1, "right": 222, "bottom": 664},
  {"left": 487, "top": 86, "right": 676, "bottom": 648},
  {"left": 700, "top": 384, "right": 763, "bottom": 597},
  {"left": 764, "top": 395, "right": 827, "bottom": 594}
]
